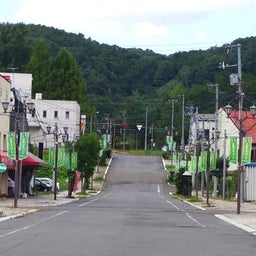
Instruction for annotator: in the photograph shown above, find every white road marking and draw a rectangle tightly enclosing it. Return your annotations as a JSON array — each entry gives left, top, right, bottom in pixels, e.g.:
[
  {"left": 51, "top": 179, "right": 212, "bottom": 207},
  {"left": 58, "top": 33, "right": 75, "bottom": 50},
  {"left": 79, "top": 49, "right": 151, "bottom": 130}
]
[
  {"left": 166, "top": 200, "right": 180, "bottom": 210},
  {"left": 78, "top": 198, "right": 99, "bottom": 207},
  {"left": 0, "top": 211, "right": 67, "bottom": 238},
  {"left": 165, "top": 199, "right": 205, "bottom": 228},
  {"left": 185, "top": 212, "right": 205, "bottom": 227}
]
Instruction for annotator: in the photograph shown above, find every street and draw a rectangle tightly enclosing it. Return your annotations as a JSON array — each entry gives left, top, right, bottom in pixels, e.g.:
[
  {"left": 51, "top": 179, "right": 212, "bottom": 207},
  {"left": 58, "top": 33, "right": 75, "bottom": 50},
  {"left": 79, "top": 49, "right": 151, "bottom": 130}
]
[{"left": 0, "top": 153, "right": 256, "bottom": 256}]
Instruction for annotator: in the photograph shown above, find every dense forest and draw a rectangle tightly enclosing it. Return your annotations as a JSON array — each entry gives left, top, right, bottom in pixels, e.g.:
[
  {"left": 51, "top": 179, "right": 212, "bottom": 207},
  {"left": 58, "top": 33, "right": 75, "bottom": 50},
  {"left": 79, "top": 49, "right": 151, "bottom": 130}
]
[{"left": 1, "top": 22, "right": 256, "bottom": 149}]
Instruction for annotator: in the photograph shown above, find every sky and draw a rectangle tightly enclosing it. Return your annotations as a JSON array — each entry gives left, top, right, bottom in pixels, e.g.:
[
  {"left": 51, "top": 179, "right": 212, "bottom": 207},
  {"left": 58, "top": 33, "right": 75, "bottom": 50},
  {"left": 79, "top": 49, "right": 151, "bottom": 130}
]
[{"left": 1, "top": 0, "right": 256, "bottom": 55}]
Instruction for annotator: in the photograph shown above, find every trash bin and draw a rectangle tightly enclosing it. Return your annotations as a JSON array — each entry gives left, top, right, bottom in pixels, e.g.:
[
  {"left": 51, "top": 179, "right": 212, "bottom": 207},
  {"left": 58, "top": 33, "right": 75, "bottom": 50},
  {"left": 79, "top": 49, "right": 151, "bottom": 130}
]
[
  {"left": 8, "top": 187, "right": 14, "bottom": 197},
  {"left": 182, "top": 171, "right": 192, "bottom": 196},
  {"left": 8, "top": 178, "right": 15, "bottom": 198}
]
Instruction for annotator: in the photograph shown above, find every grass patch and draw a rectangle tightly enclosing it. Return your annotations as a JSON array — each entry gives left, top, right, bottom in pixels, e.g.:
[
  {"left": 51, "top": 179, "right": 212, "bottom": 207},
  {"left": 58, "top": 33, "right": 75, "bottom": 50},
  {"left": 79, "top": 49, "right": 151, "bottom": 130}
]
[
  {"left": 187, "top": 196, "right": 203, "bottom": 203},
  {"left": 93, "top": 174, "right": 105, "bottom": 182},
  {"left": 112, "top": 149, "right": 163, "bottom": 156}
]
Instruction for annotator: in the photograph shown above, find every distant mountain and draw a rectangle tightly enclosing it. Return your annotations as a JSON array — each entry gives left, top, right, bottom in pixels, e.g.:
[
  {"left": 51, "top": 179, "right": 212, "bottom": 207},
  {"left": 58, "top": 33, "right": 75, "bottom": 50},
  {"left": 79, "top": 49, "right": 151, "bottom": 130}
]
[{"left": 1, "top": 23, "right": 256, "bottom": 148}]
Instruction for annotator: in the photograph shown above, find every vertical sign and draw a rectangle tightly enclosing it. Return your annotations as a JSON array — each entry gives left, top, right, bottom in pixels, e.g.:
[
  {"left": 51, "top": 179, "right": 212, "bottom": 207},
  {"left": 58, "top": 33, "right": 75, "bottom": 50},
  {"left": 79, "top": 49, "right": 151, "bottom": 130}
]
[
  {"left": 48, "top": 148, "right": 55, "bottom": 166},
  {"left": 189, "top": 155, "right": 196, "bottom": 173},
  {"left": 242, "top": 137, "right": 252, "bottom": 164},
  {"left": 210, "top": 151, "right": 217, "bottom": 171},
  {"left": 229, "top": 137, "right": 238, "bottom": 164},
  {"left": 19, "top": 132, "right": 29, "bottom": 160},
  {"left": 72, "top": 152, "right": 77, "bottom": 169},
  {"left": 7, "top": 132, "right": 16, "bottom": 159},
  {"left": 201, "top": 151, "right": 207, "bottom": 170}
]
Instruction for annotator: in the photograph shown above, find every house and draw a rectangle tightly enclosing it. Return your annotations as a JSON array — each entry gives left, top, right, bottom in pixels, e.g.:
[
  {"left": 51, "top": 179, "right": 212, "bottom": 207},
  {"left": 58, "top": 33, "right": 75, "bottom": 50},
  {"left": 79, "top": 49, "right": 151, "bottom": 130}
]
[
  {"left": 189, "top": 107, "right": 256, "bottom": 201},
  {"left": 27, "top": 93, "right": 81, "bottom": 150},
  {"left": 0, "top": 75, "right": 11, "bottom": 196},
  {"left": 0, "top": 72, "right": 82, "bottom": 197}
]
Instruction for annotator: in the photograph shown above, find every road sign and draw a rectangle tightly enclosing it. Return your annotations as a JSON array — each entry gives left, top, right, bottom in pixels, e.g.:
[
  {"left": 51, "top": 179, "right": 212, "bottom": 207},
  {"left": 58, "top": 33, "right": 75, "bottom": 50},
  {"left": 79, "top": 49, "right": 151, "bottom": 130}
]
[
  {"left": 7, "top": 132, "right": 16, "bottom": 159},
  {"left": 19, "top": 132, "right": 29, "bottom": 160},
  {"left": 136, "top": 125, "right": 142, "bottom": 131},
  {"left": 0, "top": 163, "right": 7, "bottom": 173}
]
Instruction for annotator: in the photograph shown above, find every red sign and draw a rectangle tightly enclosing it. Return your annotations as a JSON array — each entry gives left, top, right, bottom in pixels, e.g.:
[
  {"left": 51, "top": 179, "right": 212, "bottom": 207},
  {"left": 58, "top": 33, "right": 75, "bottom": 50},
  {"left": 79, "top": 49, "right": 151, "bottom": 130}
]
[
  {"left": 73, "top": 171, "right": 81, "bottom": 192},
  {"left": 122, "top": 122, "right": 128, "bottom": 129}
]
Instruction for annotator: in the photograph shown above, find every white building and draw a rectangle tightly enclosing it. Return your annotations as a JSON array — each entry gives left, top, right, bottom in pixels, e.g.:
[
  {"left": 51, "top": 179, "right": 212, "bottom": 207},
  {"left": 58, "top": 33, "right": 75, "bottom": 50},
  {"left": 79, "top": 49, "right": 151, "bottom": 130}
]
[
  {"left": 28, "top": 93, "right": 81, "bottom": 149},
  {"left": 189, "top": 108, "right": 240, "bottom": 171},
  {"left": 0, "top": 73, "right": 81, "bottom": 149},
  {"left": 0, "top": 72, "right": 32, "bottom": 100}
]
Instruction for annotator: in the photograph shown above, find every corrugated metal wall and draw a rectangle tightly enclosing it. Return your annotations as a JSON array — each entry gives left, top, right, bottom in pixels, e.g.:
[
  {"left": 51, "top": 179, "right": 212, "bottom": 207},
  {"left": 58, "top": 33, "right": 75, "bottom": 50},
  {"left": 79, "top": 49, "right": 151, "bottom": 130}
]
[{"left": 244, "top": 165, "right": 256, "bottom": 201}]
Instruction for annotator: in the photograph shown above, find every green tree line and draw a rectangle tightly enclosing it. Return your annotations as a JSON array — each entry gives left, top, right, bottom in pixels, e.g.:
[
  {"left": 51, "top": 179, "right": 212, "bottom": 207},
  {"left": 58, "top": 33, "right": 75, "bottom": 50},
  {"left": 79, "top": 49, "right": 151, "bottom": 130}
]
[{"left": 1, "top": 22, "right": 256, "bottom": 149}]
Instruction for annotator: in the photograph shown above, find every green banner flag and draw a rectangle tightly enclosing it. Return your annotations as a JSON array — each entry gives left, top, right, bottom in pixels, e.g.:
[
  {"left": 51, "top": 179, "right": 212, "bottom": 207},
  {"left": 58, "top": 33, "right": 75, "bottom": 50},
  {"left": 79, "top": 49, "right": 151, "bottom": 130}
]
[
  {"left": 200, "top": 151, "right": 207, "bottom": 171},
  {"left": 166, "top": 135, "right": 172, "bottom": 144},
  {"left": 102, "top": 134, "right": 107, "bottom": 149},
  {"left": 48, "top": 148, "right": 55, "bottom": 166},
  {"left": 210, "top": 151, "right": 217, "bottom": 171},
  {"left": 180, "top": 160, "right": 186, "bottom": 168},
  {"left": 72, "top": 152, "right": 77, "bottom": 169},
  {"left": 19, "top": 132, "right": 29, "bottom": 160},
  {"left": 229, "top": 137, "right": 238, "bottom": 164},
  {"left": 7, "top": 132, "right": 16, "bottom": 159},
  {"left": 189, "top": 156, "right": 196, "bottom": 173},
  {"left": 58, "top": 147, "right": 65, "bottom": 167},
  {"left": 198, "top": 155, "right": 203, "bottom": 172},
  {"left": 242, "top": 137, "right": 252, "bottom": 164},
  {"left": 172, "top": 141, "right": 176, "bottom": 152}
]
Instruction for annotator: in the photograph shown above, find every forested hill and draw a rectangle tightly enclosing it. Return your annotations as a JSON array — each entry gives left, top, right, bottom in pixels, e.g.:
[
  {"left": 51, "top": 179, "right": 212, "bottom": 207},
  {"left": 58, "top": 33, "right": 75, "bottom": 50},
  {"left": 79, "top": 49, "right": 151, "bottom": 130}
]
[
  {"left": 1, "top": 23, "right": 256, "bottom": 101},
  {"left": 1, "top": 22, "right": 256, "bottom": 146}
]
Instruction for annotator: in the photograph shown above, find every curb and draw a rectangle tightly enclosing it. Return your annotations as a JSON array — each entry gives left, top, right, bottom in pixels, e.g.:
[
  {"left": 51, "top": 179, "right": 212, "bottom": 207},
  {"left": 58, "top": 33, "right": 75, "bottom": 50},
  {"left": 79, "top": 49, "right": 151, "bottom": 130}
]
[
  {"left": 169, "top": 192, "right": 206, "bottom": 211},
  {"left": 215, "top": 214, "right": 256, "bottom": 236},
  {"left": 0, "top": 209, "right": 39, "bottom": 223}
]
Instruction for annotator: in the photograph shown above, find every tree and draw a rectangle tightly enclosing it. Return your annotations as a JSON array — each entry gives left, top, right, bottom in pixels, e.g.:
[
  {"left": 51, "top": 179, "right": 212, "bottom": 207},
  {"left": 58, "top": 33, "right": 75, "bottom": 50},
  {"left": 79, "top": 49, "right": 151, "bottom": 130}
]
[
  {"left": 26, "top": 39, "right": 51, "bottom": 97},
  {"left": 0, "top": 23, "right": 31, "bottom": 70},
  {"left": 75, "top": 133, "right": 102, "bottom": 192},
  {"left": 46, "top": 47, "right": 87, "bottom": 103}
]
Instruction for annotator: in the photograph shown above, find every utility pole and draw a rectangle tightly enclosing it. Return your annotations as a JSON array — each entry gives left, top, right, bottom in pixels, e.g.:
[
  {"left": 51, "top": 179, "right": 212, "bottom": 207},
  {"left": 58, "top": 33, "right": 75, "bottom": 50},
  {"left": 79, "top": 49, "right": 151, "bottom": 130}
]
[
  {"left": 208, "top": 83, "right": 219, "bottom": 197},
  {"left": 178, "top": 94, "right": 185, "bottom": 152},
  {"left": 121, "top": 111, "right": 126, "bottom": 150},
  {"left": 221, "top": 43, "right": 243, "bottom": 214},
  {"left": 223, "top": 129, "right": 227, "bottom": 199},
  {"left": 144, "top": 106, "right": 148, "bottom": 151}
]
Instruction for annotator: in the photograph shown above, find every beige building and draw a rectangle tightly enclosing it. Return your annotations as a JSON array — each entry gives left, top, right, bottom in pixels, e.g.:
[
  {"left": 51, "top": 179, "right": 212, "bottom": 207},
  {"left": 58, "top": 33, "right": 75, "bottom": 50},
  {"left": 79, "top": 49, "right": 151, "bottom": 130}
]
[{"left": 0, "top": 75, "right": 11, "bottom": 196}]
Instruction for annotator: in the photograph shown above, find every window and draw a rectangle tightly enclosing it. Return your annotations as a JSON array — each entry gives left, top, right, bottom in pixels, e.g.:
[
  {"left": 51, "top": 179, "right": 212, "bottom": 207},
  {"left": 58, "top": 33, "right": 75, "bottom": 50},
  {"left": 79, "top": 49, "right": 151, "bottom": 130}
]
[
  {"left": 65, "top": 111, "right": 70, "bottom": 119},
  {"left": 43, "top": 110, "right": 47, "bottom": 118},
  {"left": 54, "top": 111, "right": 58, "bottom": 119}
]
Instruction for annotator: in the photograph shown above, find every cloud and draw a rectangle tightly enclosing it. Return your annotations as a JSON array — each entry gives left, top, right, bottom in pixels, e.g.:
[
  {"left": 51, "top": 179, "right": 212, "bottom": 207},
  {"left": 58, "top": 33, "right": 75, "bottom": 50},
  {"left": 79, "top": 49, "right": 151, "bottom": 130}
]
[{"left": 6, "top": 0, "right": 256, "bottom": 54}]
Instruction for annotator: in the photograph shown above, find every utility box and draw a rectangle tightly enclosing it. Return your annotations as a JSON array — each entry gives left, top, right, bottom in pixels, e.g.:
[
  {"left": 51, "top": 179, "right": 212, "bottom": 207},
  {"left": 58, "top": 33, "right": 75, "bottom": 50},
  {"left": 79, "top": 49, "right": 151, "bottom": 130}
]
[{"left": 182, "top": 171, "right": 192, "bottom": 196}]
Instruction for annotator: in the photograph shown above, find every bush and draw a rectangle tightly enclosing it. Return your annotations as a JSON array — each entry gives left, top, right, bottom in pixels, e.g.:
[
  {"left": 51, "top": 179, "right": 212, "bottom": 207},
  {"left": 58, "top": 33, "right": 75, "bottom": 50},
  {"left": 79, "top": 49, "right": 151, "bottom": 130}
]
[
  {"left": 162, "top": 151, "right": 170, "bottom": 159},
  {"left": 175, "top": 167, "right": 186, "bottom": 195},
  {"left": 99, "top": 149, "right": 112, "bottom": 166}
]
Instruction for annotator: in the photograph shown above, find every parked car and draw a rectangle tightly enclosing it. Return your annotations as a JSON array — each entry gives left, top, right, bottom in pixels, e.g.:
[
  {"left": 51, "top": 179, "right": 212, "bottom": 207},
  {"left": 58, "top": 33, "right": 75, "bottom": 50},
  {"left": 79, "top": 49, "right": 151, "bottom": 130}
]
[
  {"left": 34, "top": 178, "right": 52, "bottom": 192},
  {"left": 36, "top": 177, "right": 60, "bottom": 191}
]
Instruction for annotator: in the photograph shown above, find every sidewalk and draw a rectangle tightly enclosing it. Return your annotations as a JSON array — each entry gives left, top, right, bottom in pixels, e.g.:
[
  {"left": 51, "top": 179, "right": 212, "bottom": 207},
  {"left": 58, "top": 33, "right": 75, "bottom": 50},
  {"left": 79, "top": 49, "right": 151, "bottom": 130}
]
[
  {"left": 191, "top": 195, "right": 256, "bottom": 234},
  {"left": 164, "top": 158, "right": 256, "bottom": 235},
  {"left": 0, "top": 190, "right": 81, "bottom": 222},
  {"left": 0, "top": 157, "right": 112, "bottom": 222}
]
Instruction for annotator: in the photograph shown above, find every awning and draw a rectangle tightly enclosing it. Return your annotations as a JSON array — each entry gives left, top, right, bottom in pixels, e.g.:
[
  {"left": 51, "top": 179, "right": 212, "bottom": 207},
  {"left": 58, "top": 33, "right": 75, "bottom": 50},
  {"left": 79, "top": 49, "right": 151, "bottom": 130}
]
[{"left": 0, "top": 151, "right": 48, "bottom": 168}]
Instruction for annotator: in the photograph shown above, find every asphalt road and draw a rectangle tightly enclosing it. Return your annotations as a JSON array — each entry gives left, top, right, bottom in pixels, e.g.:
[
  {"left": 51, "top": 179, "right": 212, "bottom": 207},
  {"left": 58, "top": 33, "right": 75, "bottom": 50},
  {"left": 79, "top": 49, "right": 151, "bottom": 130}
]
[{"left": 0, "top": 153, "right": 256, "bottom": 256}]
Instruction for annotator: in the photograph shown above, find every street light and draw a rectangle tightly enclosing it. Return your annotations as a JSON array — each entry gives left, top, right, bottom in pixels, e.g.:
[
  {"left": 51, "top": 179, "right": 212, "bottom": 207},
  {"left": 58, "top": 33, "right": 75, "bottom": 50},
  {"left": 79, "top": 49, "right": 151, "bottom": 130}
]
[
  {"left": 2, "top": 100, "right": 34, "bottom": 208},
  {"left": 62, "top": 127, "right": 77, "bottom": 198},
  {"left": 197, "top": 128, "right": 219, "bottom": 205},
  {"left": 46, "top": 124, "right": 59, "bottom": 200}
]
